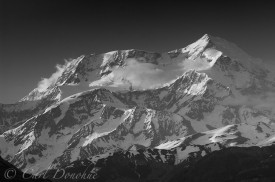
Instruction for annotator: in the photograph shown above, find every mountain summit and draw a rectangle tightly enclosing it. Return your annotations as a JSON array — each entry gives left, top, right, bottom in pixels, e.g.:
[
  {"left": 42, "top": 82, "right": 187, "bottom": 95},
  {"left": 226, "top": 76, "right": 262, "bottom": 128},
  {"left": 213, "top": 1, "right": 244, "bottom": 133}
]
[{"left": 0, "top": 34, "right": 275, "bottom": 181}]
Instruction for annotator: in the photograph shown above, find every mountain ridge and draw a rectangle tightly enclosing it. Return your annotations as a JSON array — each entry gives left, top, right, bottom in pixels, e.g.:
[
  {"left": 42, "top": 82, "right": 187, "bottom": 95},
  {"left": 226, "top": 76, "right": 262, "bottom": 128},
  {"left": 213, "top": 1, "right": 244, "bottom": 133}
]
[{"left": 1, "top": 34, "right": 275, "bottom": 181}]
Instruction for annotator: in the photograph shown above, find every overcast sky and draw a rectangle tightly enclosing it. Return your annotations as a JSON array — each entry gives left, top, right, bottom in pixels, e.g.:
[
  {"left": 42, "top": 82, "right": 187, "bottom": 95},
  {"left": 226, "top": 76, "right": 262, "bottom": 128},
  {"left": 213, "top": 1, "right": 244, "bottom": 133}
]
[{"left": 0, "top": 0, "right": 274, "bottom": 103}]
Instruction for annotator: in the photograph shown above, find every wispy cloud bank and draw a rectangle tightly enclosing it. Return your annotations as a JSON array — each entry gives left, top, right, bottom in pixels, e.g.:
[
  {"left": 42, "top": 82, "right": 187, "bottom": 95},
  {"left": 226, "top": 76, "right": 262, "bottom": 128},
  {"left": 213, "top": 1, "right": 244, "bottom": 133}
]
[
  {"left": 264, "top": 61, "right": 275, "bottom": 81},
  {"left": 222, "top": 91, "right": 275, "bottom": 120},
  {"left": 89, "top": 56, "right": 217, "bottom": 90},
  {"left": 90, "top": 58, "right": 187, "bottom": 90},
  {"left": 37, "top": 60, "right": 69, "bottom": 92},
  {"left": 111, "top": 58, "right": 180, "bottom": 89}
]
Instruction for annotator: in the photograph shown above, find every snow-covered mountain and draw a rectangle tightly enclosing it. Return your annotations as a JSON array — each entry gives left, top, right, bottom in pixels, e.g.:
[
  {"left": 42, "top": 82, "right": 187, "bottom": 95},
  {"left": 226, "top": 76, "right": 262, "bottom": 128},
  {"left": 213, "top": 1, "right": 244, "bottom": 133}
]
[{"left": 1, "top": 34, "right": 275, "bottom": 181}]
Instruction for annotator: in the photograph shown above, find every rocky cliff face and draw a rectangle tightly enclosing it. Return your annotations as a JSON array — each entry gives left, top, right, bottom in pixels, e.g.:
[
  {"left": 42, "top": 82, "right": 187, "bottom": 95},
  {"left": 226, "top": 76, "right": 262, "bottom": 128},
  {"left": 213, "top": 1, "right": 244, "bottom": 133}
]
[{"left": 1, "top": 34, "right": 275, "bottom": 181}]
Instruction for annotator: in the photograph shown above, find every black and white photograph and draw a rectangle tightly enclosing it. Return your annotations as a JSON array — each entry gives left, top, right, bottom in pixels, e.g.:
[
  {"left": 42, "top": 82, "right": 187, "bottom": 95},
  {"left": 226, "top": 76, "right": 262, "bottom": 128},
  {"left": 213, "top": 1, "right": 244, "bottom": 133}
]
[{"left": 1, "top": 0, "right": 275, "bottom": 181}]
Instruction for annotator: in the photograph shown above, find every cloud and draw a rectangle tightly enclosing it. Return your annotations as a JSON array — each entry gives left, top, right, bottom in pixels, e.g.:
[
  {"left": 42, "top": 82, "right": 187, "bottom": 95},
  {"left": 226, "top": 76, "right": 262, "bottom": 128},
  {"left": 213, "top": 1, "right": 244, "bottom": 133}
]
[
  {"left": 37, "top": 60, "right": 69, "bottom": 92},
  {"left": 264, "top": 61, "right": 275, "bottom": 81},
  {"left": 111, "top": 59, "right": 173, "bottom": 89},
  {"left": 222, "top": 91, "right": 275, "bottom": 119},
  {"left": 180, "top": 58, "right": 213, "bottom": 72},
  {"left": 89, "top": 53, "right": 220, "bottom": 91},
  {"left": 90, "top": 58, "right": 187, "bottom": 90}
]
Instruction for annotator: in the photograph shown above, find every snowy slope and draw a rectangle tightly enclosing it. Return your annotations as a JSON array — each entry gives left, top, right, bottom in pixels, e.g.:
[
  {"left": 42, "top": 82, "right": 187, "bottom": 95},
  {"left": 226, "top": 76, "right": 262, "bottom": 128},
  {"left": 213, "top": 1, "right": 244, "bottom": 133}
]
[
  {"left": 42, "top": 123, "right": 275, "bottom": 181},
  {"left": 0, "top": 34, "right": 275, "bottom": 177},
  {"left": 0, "top": 70, "right": 274, "bottom": 174},
  {"left": 2, "top": 34, "right": 274, "bottom": 133}
]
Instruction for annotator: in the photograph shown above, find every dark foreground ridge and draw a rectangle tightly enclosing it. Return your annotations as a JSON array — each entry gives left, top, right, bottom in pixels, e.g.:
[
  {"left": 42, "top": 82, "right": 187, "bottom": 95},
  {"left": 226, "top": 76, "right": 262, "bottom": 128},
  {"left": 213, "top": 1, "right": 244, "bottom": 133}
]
[
  {"left": 0, "top": 156, "right": 51, "bottom": 182},
  {"left": 169, "top": 145, "right": 275, "bottom": 182},
  {"left": 1, "top": 145, "right": 274, "bottom": 182},
  {"left": 34, "top": 145, "right": 275, "bottom": 182}
]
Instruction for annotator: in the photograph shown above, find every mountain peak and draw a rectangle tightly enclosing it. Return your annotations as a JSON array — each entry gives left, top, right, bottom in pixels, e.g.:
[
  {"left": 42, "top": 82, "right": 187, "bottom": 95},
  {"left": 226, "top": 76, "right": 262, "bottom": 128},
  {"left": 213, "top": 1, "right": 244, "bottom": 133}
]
[
  {"left": 15, "top": 33, "right": 267, "bottom": 105},
  {"left": 1, "top": 31, "right": 275, "bottom": 181}
]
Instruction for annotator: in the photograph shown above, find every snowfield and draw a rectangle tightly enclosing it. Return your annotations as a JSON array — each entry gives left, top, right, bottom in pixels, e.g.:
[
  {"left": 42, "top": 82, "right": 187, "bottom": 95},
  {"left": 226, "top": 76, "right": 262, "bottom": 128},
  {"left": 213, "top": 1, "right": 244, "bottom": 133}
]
[{"left": 0, "top": 34, "right": 275, "bottom": 176}]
